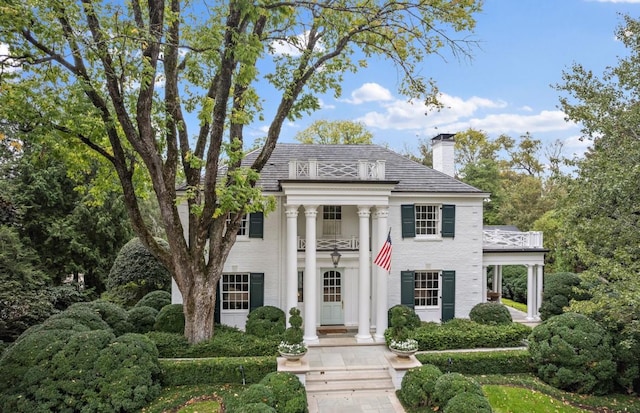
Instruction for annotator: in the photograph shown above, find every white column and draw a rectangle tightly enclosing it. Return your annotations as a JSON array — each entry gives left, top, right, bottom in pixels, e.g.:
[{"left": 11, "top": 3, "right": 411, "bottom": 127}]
[
  {"left": 374, "top": 206, "right": 389, "bottom": 341},
  {"left": 371, "top": 211, "right": 378, "bottom": 331},
  {"left": 526, "top": 265, "right": 535, "bottom": 320},
  {"left": 356, "top": 206, "right": 373, "bottom": 342},
  {"left": 285, "top": 205, "right": 299, "bottom": 321},
  {"left": 303, "top": 205, "right": 319, "bottom": 343},
  {"left": 536, "top": 265, "right": 544, "bottom": 320},
  {"left": 497, "top": 265, "right": 503, "bottom": 303},
  {"left": 481, "top": 266, "right": 488, "bottom": 303}
]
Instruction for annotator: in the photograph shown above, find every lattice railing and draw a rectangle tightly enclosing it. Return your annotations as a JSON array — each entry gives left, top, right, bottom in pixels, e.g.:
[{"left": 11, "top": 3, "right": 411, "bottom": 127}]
[
  {"left": 483, "top": 230, "right": 543, "bottom": 248},
  {"left": 298, "top": 236, "right": 359, "bottom": 250},
  {"left": 289, "top": 160, "right": 385, "bottom": 180}
]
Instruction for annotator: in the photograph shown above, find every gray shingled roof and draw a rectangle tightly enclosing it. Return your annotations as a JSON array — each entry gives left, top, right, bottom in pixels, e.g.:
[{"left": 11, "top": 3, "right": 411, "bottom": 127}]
[{"left": 244, "top": 143, "right": 483, "bottom": 194}]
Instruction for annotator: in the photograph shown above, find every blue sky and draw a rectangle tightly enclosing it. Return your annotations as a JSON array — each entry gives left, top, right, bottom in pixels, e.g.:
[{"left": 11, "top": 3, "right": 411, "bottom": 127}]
[{"left": 246, "top": 0, "right": 640, "bottom": 162}]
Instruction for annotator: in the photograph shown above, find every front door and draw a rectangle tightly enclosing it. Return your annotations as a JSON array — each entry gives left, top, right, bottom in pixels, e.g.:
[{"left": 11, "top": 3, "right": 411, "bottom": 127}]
[{"left": 321, "top": 269, "right": 344, "bottom": 325}]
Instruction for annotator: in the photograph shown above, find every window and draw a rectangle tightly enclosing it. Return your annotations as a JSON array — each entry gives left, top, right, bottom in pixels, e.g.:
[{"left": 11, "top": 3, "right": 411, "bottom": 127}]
[
  {"left": 322, "top": 205, "right": 342, "bottom": 235},
  {"left": 222, "top": 273, "right": 249, "bottom": 310},
  {"left": 415, "top": 205, "right": 439, "bottom": 236},
  {"left": 401, "top": 204, "right": 455, "bottom": 238},
  {"left": 226, "top": 214, "right": 249, "bottom": 236},
  {"left": 298, "top": 270, "right": 304, "bottom": 302},
  {"left": 414, "top": 271, "right": 439, "bottom": 307}
]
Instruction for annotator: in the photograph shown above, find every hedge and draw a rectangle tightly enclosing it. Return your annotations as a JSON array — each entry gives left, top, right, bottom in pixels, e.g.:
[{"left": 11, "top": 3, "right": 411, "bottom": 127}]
[
  {"left": 159, "top": 356, "right": 277, "bottom": 386},
  {"left": 414, "top": 319, "right": 531, "bottom": 350},
  {"left": 416, "top": 350, "right": 534, "bottom": 375}
]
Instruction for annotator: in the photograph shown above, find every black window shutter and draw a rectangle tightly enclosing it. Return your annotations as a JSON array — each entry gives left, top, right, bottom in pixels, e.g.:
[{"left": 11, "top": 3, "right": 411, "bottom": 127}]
[
  {"left": 400, "top": 270, "right": 415, "bottom": 309},
  {"left": 441, "top": 270, "right": 456, "bottom": 322},
  {"left": 401, "top": 205, "right": 416, "bottom": 238},
  {"left": 249, "top": 212, "right": 264, "bottom": 239},
  {"left": 249, "top": 273, "right": 264, "bottom": 312},
  {"left": 441, "top": 204, "right": 455, "bottom": 238},
  {"left": 215, "top": 281, "right": 221, "bottom": 324}
]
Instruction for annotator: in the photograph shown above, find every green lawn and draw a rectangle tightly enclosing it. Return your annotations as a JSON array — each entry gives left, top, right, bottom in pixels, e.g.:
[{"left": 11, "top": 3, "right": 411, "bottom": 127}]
[
  {"left": 142, "top": 384, "right": 243, "bottom": 413},
  {"left": 501, "top": 298, "right": 527, "bottom": 313},
  {"left": 484, "top": 385, "right": 589, "bottom": 413}
]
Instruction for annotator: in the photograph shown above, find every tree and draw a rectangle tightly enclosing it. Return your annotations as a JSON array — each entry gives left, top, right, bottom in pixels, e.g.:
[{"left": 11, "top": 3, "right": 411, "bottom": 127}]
[
  {"left": 0, "top": 0, "right": 481, "bottom": 343},
  {"left": 295, "top": 120, "right": 373, "bottom": 144}
]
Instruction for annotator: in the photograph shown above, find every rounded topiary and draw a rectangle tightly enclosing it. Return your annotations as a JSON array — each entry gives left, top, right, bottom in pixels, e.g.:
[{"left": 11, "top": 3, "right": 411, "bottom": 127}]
[
  {"left": 246, "top": 306, "right": 286, "bottom": 338},
  {"left": 398, "top": 364, "right": 443, "bottom": 409},
  {"left": 259, "top": 372, "right": 306, "bottom": 413},
  {"left": 127, "top": 306, "right": 158, "bottom": 334},
  {"left": 539, "top": 272, "right": 586, "bottom": 321},
  {"left": 68, "top": 300, "right": 134, "bottom": 336},
  {"left": 528, "top": 312, "right": 616, "bottom": 395},
  {"left": 153, "top": 304, "right": 185, "bottom": 334},
  {"left": 469, "top": 302, "right": 512, "bottom": 325},
  {"left": 240, "top": 384, "right": 275, "bottom": 407},
  {"left": 282, "top": 308, "right": 304, "bottom": 347},
  {"left": 443, "top": 392, "right": 492, "bottom": 413},
  {"left": 106, "top": 237, "right": 171, "bottom": 307},
  {"left": 434, "top": 372, "right": 484, "bottom": 407},
  {"left": 235, "top": 403, "right": 277, "bottom": 413},
  {"left": 388, "top": 305, "right": 421, "bottom": 330},
  {"left": 135, "top": 290, "right": 171, "bottom": 311}
]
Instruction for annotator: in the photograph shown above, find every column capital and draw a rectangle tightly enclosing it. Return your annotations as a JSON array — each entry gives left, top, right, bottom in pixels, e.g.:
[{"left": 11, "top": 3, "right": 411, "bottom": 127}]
[
  {"left": 374, "top": 206, "right": 389, "bottom": 219},
  {"left": 357, "top": 205, "right": 371, "bottom": 218},
  {"left": 304, "top": 205, "right": 318, "bottom": 217},
  {"left": 285, "top": 204, "right": 299, "bottom": 217}
]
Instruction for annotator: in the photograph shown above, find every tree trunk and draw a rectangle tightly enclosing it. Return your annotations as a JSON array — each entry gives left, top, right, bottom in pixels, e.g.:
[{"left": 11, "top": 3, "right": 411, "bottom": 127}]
[{"left": 182, "top": 273, "right": 219, "bottom": 344}]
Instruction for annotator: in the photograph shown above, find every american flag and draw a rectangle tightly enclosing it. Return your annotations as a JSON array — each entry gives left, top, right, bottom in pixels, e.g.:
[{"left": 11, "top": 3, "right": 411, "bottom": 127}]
[{"left": 373, "top": 230, "right": 392, "bottom": 272}]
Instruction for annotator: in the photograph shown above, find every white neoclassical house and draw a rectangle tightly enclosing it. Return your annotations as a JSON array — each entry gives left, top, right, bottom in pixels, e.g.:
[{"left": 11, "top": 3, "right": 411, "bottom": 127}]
[{"left": 172, "top": 134, "right": 546, "bottom": 343}]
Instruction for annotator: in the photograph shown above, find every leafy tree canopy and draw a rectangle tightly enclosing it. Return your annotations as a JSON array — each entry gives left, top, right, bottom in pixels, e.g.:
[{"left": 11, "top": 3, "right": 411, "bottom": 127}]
[
  {"left": 295, "top": 119, "right": 373, "bottom": 144},
  {"left": 0, "top": 0, "right": 481, "bottom": 343}
]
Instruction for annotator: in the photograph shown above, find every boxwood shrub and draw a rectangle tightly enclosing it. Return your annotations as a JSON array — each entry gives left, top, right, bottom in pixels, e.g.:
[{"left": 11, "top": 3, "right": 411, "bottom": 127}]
[
  {"left": 416, "top": 349, "right": 533, "bottom": 375},
  {"left": 187, "top": 325, "right": 280, "bottom": 357},
  {"left": 67, "top": 300, "right": 134, "bottom": 336},
  {"left": 414, "top": 318, "right": 530, "bottom": 350},
  {"left": 159, "top": 356, "right": 277, "bottom": 386},
  {"left": 127, "top": 305, "right": 158, "bottom": 334},
  {"left": 259, "top": 371, "right": 307, "bottom": 413},
  {"left": 443, "top": 392, "right": 492, "bottom": 413},
  {"left": 135, "top": 290, "right": 171, "bottom": 311},
  {"left": 528, "top": 312, "right": 616, "bottom": 395},
  {"left": 245, "top": 306, "right": 286, "bottom": 338},
  {"left": 434, "top": 372, "right": 484, "bottom": 406},
  {"left": 146, "top": 331, "right": 190, "bottom": 358},
  {"left": 469, "top": 302, "right": 512, "bottom": 325},
  {"left": 397, "top": 364, "right": 443, "bottom": 410},
  {"left": 154, "top": 304, "right": 185, "bottom": 334}
]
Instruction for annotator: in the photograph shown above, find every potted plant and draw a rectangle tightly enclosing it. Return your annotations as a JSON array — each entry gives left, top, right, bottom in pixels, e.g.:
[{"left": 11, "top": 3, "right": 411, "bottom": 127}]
[
  {"left": 387, "top": 306, "right": 418, "bottom": 358},
  {"left": 278, "top": 307, "right": 307, "bottom": 361}
]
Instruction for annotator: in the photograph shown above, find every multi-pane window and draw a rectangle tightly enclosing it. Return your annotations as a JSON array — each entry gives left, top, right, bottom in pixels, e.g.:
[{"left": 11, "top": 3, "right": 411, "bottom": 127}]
[
  {"left": 415, "top": 205, "right": 439, "bottom": 236},
  {"left": 415, "top": 271, "right": 439, "bottom": 307},
  {"left": 229, "top": 214, "right": 249, "bottom": 236},
  {"left": 323, "top": 205, "right": 342, "bottom": 235},
  {"left": 222, "top": 273, "right": 249, "bottom": 310}
]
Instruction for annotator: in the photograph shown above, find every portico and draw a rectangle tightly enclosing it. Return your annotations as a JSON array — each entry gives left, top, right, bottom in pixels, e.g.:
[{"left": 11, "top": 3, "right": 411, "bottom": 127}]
[{"left": 281, "top": 181, "right": 396, "bottom": 344}]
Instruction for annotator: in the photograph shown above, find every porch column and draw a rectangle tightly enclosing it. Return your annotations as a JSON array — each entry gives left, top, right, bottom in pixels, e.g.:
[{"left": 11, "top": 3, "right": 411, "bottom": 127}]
[
  {"left": 536, "top": 265, "right": 544, "bottom": 320},
  {"left": 285, "top": 205, "right": 299, "bottom": 321},
  {"left": 374, "top": 206, "right": 389, "bottom": 342},
  {"left": 356, "top": 206, "right": 373, "bottom": 342},
  {"left": 496, "top": 265, "right": 503, "bottom": 302},
  {"left": 303, "top": 205, "right": 319, "bottom": 343},
  {"left": 526, "top": 264, "right": 535, "bottom": 321},
  {"left": 481, "top": 266, "right": 488, "bottom": 303}
]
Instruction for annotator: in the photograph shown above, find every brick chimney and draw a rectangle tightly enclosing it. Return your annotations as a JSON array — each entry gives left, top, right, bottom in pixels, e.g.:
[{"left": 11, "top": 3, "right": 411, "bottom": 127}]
[{"left": 431, "top": 133, "right": 455, "bottom": 177}]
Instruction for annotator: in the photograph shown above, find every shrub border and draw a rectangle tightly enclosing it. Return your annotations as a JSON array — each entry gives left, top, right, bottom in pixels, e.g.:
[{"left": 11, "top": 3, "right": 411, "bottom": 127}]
[
  {"left": 159, "top": 356, "right": 277, "bottom": 386},
  {"left": 416, "top": 349, "right": 534, "bottom": 375}
]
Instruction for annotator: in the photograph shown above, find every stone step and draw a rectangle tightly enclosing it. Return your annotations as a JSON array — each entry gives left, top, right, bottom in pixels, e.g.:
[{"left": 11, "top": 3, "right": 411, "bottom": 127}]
[{"left": 305, "top": 368, "right": 394, "bottom": 394}]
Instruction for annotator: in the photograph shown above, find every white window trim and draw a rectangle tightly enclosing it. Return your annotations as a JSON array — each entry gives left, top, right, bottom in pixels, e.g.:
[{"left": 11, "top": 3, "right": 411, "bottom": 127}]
[
  {"left": 414, "top": 270, "right": 440, "bottom": 309},
  {"left": 414, "top": 204, "right": 441, "bottom": 239},
  {"left": 221, "top": 273, "right": 250, "bottom": 312}
]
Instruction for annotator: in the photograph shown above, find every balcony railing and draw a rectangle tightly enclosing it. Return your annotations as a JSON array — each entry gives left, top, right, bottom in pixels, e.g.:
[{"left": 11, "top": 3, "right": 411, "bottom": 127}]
[
  {"left": 483, "top": 230, "right": 543, "bottom": 249},
  {"left": 298, "top": 236, "right": 360, "bottom": 251},
  {"left": 288, "top": 159, "right": 386, "bottom": 180}
]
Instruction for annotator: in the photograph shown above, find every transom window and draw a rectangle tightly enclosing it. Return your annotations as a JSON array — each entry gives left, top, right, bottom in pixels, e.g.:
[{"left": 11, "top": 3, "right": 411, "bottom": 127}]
[
  {"left": 222, "top": 273, "right": 249, "bottom": 310},
  {"left": 323, "top": 205, "right": 342, "bottom": 235},
  {"left": 415, "top": 271, "right": 439, "bottom": 307},
  {"left": 415, "top": 205, "right": 439, "bottom": 236}
]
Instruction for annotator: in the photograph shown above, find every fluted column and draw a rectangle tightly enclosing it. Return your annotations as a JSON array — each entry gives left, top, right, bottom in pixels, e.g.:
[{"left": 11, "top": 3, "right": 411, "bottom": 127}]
[
  {"left": 356, "top": 206, "right": 372, "bottom": 342},
  {"left": 374, "top": 206, "right": 389, "bottom": 341},
  {"left": 303, "top": 205, "right": 319, "bottom": 343},
  {"left": 285, "top": 205, "right": 299, "bottom": 322}
]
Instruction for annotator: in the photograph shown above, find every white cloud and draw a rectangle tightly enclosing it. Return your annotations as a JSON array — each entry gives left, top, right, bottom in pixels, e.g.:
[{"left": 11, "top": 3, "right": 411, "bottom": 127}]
[
  {"left": 562, "top": 134, "right": 592, "bottom": 158},
  {"left": 270, "top": 32, "right": 323, "bottom": 57},
  {"left": 593, "top": 0, "right": 640, "bottom": 3},
  {"left": 446, "top": 110, "right": 575, "bottom": 135},
  {"left": 0, "top": 43, "right": 20, "bottom": 73},
  {"left": 344, "top": 83, "right": 393, "bottom": 104},
  {"left": 318, "top": 98, "right": 335, "bottom": 110}
]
